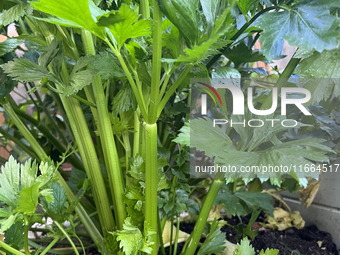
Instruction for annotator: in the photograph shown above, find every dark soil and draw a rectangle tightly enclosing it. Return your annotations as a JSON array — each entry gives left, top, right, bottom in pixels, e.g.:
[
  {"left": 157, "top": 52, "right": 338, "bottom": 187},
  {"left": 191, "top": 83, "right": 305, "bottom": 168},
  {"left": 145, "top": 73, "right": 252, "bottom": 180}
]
[
  {"left": 85, "top": 213, "right": 339, "bottom": 255},
  {"left": 168, "top": 213, "right": 339, "bottom": 255}
]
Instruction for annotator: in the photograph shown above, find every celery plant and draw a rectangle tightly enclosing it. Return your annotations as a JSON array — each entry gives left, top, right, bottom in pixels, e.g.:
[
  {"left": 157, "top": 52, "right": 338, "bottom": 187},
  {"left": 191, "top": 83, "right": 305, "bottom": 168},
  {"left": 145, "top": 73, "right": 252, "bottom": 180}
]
[{"left": 0, "top": 0, "right": 339, "bottom": 255}]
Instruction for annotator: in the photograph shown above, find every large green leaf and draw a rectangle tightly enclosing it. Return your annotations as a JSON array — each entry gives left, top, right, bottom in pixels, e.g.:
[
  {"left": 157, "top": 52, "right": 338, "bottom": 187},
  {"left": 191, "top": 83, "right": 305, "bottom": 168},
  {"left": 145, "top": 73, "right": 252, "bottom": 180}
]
[
  {"left": 295, "top": 48, "right": 340, "bottom": 105},
  {"left": 157, "top": 0, "right": 199, "bottom": 47},
  {"left": 200, "top": 0, "right": 231, "bottom": 37},
  {"left": 216, "top": 190, "right": 272, "bottom": 216},
  {"left": 4, "top": 221, "right": 24, "bottom": 251},
  {"left": 16, "top": 183, "right": 40, "bottom": 215},
  {"left": 190, "top": 117, "right": 235, "bottom": 158},
  {"left": 197, "top": 219, "right": 226, "bottom": 255},
  {"left": 258, "top": 0, "right": 340, "bottom": 60},
  {"left": 97, "top": 4, "right": 152, "bottom": 50},
  {"left": 30, "top": 0, "right": 106, "bottom": 39}
]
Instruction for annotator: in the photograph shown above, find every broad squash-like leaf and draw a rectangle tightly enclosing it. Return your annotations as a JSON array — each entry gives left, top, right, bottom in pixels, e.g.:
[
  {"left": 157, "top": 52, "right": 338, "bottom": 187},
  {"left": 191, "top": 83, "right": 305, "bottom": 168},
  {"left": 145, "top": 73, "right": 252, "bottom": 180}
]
[
  {"left": 257, "top": 0, "right": 340, "bottom": 60},
  {"left": 216, "top": 190, "right": 272, "bottom": 216},
  {"left": 295, "top": 48, "right": 340, "bottom": 105}
]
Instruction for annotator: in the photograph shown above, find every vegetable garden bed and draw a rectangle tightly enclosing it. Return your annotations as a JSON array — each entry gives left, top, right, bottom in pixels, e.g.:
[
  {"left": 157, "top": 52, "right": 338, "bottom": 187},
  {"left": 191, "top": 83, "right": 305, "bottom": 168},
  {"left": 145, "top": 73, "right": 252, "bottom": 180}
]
[{"left": 0, "top": 0, "right": 339, "bottom": 255}]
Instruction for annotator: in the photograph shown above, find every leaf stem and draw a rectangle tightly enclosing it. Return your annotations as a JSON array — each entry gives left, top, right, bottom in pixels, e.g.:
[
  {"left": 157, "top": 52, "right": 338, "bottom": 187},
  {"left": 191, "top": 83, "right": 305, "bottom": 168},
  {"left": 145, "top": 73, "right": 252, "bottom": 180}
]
[
  {"left": 0, "top": 126, "right": 38, "bottom": 160},
  {"left": 183, "top": 179, "right": 224, "bottom": 255},
  {"left": 6, "top": 96, "right": 84, "bottom": 171},
  {"left": 206, "top": 6, "right": 277, "bottom": 69},
  {"left": 105, "top": 40, "right": 148, "bottom": 118},
  {"left": 144, "top": 123, "right": 158, "bottom": 255},
  {"left": 261, "top": 57, "right": 301, "bottom": 110},
  {"left": 173, "top": 218, "right": 180, "bottom": 255},
  {"left": 157, "top": 64, "right": 193, "bottom": 117},
  {"left": 140, "top": 0, "right": 150, "bottom": 19},
  {"left": 81, "top": 30, "right": 126, "bottom": 229},
  {"left": 55, "top": 222, "right": 79, "bottom": 255},
  {"left": 148, "top": 1, "right": 162, "bottom": 124},
  {"left": 39, "top": 236, "right": 61, "bottom": 255},
  {"left": 157, "top": 210, "right": 166, "bottom": 255},
  {"left": 24, "top": 224, "right": 30, "bottom": 255},
  {"left": 0, "top": 240, "right": 25, "bottom": 255}
]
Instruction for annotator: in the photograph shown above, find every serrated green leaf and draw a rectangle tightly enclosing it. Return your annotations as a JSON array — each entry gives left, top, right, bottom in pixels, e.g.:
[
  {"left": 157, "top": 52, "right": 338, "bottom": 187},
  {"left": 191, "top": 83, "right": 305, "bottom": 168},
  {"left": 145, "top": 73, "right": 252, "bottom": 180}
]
[
  {"left": 40, "top": 189, "right": 54, "bottom": 203},
  {"left": 216, "top": 191, "right": 272, "bottom": 216},
  {"left": 116, "top": 217, "right": 155, "bottom": 255},
  {"left": 259, "top": 248, "right": 279, "bottom": 255},
  {"left": 258, "top": 0, "right": 340, "bottom": 60},
  {"left": 111, "top": 84, "right": 136, "bottom": 115},
  {"left": 173, "top": 122, "right": 190, "bottom": 147},
  {"left": 0, "top": 208, "right": 10, "bottom": 218},
  {"left": 20, "top": 159, "right": 38, "bottom": 191},
  {"left": 91, "top": 50, "right": 125, "bottom": 80},
  {"left": 4, "top": 221, "right": 24, "bottom": 251},
  {"left": 0, "top": 58, "right": 60, "bottom": 84},
  {"left": 0, "top": 156, "right": 20, "bottom": 207},
  {"left": 237, "top": 0, "right": 259, "bottom": 17},
  {"left": 30, "top": 0, "right": 106, "bottom": 39},
  {"left": 16, "top": 182, "right": 40, "bottom": 215},
  {"left": 64, "top": 70, "right": 96, "bottom": 96},
  {"left": 200, "top": 0, "right": 229, "bottom": 37},
  {"left": 0, "top": 2, "right": 32, "bottom": 26},
  {"left": 0, "top": 39, "right": 24, "bottom": 56},
  {"left": 225, "top": 43, "right": 266, "bottom": 67},
  {"left": 198, "top": 219, "right": 226, "bottom": 255},
  {"left": 190, "top": 117, "right": 235, "bottom": 158},
  {"left": 49, "top": 182, "right": 67, "bottom": 215},
  {"left": 233, "top": 238, "right": 255, "bottom": 255},
  {"left": 97, "top": 4, "right": 152, "bottom": 50},
  {"left": 164, "top": 36, "right": 231, "bottom": 64},
  {"left": 0, "top": 214, "right": 17, "bottom": 233},
  {"left": 157, "top": 0, "right": 199, "bottom": 47},
  {"left": 295, "top": 48, "right": 340, "bottom": 105}
]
